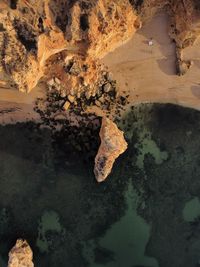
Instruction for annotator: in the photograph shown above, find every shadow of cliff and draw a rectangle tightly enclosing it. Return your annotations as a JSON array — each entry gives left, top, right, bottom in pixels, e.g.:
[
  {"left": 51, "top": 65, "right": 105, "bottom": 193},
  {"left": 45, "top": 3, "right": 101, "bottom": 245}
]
[
  {"left": 191, "top": 85, "right": 200, "bottom": 99},
  {"left": 137, "top": 11, "right": 177, "bottom": 76},
  {"left": 192, "top": 59, "right": 200, "bottom": 70},
  {"left": 156, "top": 57, "right": 176, "bottom": 75}
]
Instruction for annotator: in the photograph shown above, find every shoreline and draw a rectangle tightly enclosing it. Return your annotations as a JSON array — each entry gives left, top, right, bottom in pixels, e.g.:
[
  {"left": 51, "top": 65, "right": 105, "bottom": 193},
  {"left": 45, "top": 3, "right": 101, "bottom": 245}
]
[
  {"left": 102, "top": 12, "right": 200, "bottom": 113},
  {"left": 0, "top": 101, "right": 40, "bottom": 125},
  {"left": 1, "top": 12, "right": 200, "bottom": 124},
  {"left": 1, "top": 100, "right": 200, "bottom": 126},
  {"left": 0, "top": 84, "right": 44, "bottom": 124}
]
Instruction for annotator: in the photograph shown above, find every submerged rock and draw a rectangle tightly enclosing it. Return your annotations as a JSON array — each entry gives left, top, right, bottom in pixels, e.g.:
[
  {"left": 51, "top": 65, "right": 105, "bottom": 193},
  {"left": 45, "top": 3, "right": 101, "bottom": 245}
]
[
  {"left": 8, "top": 239, "right": 34, "bottom": 267},
  {"left": 94, "top": 117, "right": 128, "bottom": 182}
]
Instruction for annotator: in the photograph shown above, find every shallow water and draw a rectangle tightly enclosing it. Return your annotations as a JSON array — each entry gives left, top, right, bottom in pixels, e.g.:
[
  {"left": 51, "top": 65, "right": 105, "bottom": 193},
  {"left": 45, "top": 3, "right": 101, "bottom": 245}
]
[
  {"left": 183, "top": 197, "right": 200, "bottom": 223},
  {"left": 1, "top": 104, "right": 200, "bottom": 267},
  {"left": 83, "top": 181, "right": 158, "bottom": 267}
]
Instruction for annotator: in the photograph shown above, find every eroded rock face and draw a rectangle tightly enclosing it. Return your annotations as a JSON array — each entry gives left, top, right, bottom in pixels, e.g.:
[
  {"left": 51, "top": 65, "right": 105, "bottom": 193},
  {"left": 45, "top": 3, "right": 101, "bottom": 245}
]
[
  {"left": 94, "top": 117, "right": 128, "bottom": 182},
  {"left": 8, "top": 239, "right": 34, "bottom": 267},
  {"left": 65, "top": 0, "right": 139, "bottom": 58},
  {"left": 167, "top": 0, "right": 200, "bottom": 50},
  {"left": 1, "top": 0, "right": 200, "bottom": 93},
  {"left": 0, "top": 0, "right": 138, "bottom": 93},
  {"left": 136, "top": 0, "right": 200, "bottom": 75}
]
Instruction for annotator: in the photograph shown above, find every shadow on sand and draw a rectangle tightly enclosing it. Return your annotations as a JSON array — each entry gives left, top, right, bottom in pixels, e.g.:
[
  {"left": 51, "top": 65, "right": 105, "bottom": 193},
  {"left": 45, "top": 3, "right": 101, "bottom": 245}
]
[{"left": 137, "top": 12, "right": 176, "bottom": 76}]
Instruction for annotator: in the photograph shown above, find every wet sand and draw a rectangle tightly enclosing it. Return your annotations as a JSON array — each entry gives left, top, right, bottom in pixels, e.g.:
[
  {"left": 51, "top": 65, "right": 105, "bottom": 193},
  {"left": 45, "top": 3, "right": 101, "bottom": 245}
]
[
  {"left": 0, "top": 101, "right": 40, "bottom": 124},
  {"left": 0, "top": 85, "right": 44, "bottom": 124}
]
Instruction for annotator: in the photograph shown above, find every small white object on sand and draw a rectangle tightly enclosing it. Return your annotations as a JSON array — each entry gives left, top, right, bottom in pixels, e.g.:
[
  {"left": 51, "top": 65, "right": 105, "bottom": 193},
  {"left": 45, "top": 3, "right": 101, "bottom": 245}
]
[{"left": 148, "top": 39, "right": 153, "bottom": 46}]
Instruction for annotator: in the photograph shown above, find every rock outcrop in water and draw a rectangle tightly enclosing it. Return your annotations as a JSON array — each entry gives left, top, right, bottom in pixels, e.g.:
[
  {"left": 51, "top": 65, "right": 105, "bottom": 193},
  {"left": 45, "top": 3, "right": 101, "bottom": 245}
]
[
  {"left": 8, "top": 239, "right": 34, "bottom": 267},
  {"left": 94, "top": 117, "right": 128, "bottom": 182},
  {"left": 1, "top": 0, "right": 200, "bottom": 179}
]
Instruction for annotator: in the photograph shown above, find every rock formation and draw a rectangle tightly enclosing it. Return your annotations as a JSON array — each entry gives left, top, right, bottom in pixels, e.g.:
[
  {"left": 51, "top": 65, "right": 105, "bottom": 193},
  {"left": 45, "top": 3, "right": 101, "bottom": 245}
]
[
  {"left": 1, "top": 0, "right": 200, "bottom": 180},
  {"left": 0, "top": 0, "right": 138, "bottom": 93},
  {"left": 134, "top": 0, "right": 200, "bottom": 75},
  {"left": 8, "top": 239, "right": 34, "bottom": 267},
  {"left": 94, "top": 117, "right": 128, "bottom": 182},
  {"left": 1, "top": 0, "right": 200, "bottom": 93}
]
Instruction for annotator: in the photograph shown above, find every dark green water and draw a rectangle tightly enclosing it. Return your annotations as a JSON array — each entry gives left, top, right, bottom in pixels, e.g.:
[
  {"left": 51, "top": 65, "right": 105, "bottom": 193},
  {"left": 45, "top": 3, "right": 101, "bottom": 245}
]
[{"left": 1, "top": 103, "right": 200, "bottom": 267}]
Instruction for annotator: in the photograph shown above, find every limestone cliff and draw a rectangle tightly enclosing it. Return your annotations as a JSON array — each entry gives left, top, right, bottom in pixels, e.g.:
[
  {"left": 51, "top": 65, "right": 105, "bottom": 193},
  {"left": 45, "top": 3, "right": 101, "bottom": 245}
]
[
  {"left": 0, "top": 0, "right": 138, "bottom": 93},
  {"left": 1, "top": 0, "right": 200, "bottom": 92},
  {"left": 8, "top": 239, "right": 34, "bottom": 267},
  {"left": 94, "top": 117, "right": 128, "bottom": 182}
]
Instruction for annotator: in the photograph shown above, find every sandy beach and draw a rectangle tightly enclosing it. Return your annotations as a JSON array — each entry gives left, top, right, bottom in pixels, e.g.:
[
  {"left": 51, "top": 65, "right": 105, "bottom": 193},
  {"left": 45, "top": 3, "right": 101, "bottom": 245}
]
[
  {"left": 0, "top": 85, "right": 44, "bottom": 124},
  {"left": 1, "top": 11, "right": 200, "bottom": 124},
  {"left": 102, "top": 12, "right": 200, "bottom": 111}
]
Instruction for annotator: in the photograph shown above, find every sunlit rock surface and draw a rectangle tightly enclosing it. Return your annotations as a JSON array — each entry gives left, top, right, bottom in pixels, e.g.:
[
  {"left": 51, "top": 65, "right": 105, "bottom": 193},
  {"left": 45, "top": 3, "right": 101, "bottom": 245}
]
[
  {"left": 94, "top": 117, "right": 128, "bottom": 182},
  {"left": 0, "top": 0, "right": 138, "bottom": 93},
  {"left": 8, "top": 239, "right": 34, "bottom": 267},
  {"left": 0, "top": 0, "right": 200, "bottom": 97}
]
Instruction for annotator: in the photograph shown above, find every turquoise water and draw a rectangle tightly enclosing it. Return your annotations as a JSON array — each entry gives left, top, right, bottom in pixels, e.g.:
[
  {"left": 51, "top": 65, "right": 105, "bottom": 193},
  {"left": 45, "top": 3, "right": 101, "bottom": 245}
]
[
  {"left": 183, "top": 197, "right": 200, "bottom": 222},
  {"left": 1, "top": 104, "right": 200, "bottom": 266},
  {"left": 83, "top": 181, "right": 158, "bottom": 267},
  {"left": 134, "top": 128, "right": 168, "bottom": 170},
  {"left": 36, "top": 210, "right": 66, "bottom": 253}
]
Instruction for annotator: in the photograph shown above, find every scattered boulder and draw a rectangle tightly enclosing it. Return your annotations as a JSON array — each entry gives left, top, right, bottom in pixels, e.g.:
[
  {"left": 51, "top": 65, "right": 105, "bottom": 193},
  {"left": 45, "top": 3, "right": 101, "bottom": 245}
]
[
  {"left": 63, "top": 101, "right": 71, "bottom": 110},
  {"left": 8, "top": 239, "right": 34, "bottom": 267},
  {"left": 68, "top": 95, "right": 75, "bottom": 103},
  {"left": 94, "top": 117, "right": 128, "bottom": 182},
  {"left": 103, "top": 83, "right": 112, "bottom": 93}
]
